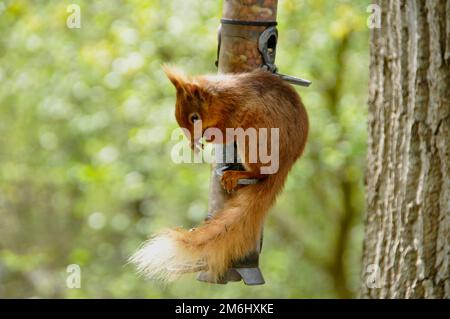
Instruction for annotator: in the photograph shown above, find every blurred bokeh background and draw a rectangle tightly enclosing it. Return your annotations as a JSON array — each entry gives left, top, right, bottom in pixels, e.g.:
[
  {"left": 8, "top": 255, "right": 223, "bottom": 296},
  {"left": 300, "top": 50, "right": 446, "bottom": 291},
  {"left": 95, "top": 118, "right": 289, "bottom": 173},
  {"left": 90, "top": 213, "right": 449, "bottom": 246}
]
[{"left": 0, "top": 0, "right": 369, "bottom": 298}]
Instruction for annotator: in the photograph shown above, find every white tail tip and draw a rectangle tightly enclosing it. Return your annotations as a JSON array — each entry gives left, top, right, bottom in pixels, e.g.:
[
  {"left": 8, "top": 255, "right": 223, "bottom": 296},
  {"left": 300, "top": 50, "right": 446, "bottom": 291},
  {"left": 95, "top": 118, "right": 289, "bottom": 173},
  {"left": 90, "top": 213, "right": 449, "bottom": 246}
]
[{"left": 129, "top": 233, "right": 206, "bottom": 282}]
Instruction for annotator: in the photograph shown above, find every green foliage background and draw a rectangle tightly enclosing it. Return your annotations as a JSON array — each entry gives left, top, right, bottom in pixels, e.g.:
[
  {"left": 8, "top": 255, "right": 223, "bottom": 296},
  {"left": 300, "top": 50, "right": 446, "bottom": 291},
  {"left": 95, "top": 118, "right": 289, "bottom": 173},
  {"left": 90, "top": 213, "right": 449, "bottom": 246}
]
[{"left": 0, "top": 0, "right": 369, "bottom": 298}]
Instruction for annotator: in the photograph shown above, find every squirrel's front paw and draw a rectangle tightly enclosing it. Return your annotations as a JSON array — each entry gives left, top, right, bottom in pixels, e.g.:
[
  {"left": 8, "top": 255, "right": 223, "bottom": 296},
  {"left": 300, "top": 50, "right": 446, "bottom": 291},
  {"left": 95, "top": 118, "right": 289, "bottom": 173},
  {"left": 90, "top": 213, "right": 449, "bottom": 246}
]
[{"left": 220, "top": 171, "right": 240, "bottom": 193}]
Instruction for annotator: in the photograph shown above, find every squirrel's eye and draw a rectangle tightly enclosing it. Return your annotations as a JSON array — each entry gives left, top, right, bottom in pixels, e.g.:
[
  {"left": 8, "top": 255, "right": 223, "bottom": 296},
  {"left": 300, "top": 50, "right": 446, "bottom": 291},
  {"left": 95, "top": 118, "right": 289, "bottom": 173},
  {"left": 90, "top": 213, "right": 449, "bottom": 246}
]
[{"left": 188, "top": 112, "right": 200, "bottom": 125}]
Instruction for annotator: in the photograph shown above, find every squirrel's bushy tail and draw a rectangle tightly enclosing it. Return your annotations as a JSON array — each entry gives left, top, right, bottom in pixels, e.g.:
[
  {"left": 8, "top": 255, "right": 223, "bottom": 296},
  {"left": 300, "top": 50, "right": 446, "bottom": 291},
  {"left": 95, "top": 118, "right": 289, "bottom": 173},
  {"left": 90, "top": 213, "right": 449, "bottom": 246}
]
[{"left": 129, "top": 170, "right": 287, "bottom": 282}]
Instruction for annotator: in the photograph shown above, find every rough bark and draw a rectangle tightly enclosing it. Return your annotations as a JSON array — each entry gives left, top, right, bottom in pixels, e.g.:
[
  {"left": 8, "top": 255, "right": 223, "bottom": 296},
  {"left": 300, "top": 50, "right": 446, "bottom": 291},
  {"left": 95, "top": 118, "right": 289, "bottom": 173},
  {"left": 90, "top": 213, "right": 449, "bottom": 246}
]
[{"left": 361, "top": 0, "right": 449, "bottom": 298}]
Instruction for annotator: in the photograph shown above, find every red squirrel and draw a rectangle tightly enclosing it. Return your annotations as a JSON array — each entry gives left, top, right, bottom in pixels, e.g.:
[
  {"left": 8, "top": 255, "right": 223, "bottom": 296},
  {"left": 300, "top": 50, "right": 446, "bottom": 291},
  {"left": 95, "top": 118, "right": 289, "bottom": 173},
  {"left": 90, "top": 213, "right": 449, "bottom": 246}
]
[{"left": 130, "top": 66, "right": 308, "bottom": 282}]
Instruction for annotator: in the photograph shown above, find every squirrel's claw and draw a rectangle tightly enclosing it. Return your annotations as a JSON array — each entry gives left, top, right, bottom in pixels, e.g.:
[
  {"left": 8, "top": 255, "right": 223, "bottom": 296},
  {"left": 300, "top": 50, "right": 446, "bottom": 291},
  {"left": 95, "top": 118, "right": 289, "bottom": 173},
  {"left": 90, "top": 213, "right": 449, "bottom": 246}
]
[{"left": 220, "top": 171, "right": 240, "bottom": 193}]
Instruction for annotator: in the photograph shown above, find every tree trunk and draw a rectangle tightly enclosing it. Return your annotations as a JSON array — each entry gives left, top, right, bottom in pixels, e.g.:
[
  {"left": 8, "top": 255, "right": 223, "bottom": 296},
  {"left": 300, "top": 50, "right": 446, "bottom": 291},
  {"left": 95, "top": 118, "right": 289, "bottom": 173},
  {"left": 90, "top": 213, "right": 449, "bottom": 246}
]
[{"left": 361, "top": 0, "right": 449, "bottom": 298}]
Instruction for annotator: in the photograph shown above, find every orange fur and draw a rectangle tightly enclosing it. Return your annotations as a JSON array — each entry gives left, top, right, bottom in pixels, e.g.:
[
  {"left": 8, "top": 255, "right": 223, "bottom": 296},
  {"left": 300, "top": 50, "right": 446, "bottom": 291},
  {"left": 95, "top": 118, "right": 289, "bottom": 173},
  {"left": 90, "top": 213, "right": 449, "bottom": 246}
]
[{"left": 130, "top": 67, "right": 309, "bottom": 282}]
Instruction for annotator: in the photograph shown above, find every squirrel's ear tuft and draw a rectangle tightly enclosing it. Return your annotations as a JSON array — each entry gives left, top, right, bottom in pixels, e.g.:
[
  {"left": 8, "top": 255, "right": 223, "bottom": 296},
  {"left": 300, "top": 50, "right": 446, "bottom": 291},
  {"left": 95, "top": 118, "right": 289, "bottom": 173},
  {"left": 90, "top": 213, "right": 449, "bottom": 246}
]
[
  {"left": 163, "top": 65, "right": 211, "bottom": 100},
  {"left": 163, "top": 64, "right": 189, "bottom": 92}
]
